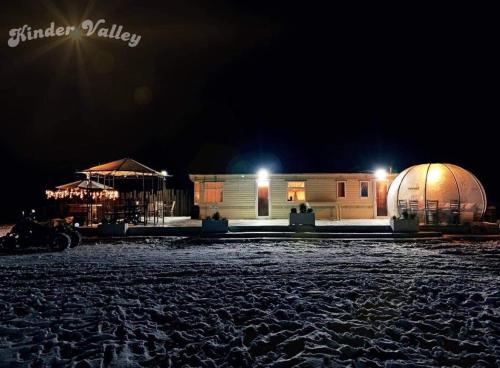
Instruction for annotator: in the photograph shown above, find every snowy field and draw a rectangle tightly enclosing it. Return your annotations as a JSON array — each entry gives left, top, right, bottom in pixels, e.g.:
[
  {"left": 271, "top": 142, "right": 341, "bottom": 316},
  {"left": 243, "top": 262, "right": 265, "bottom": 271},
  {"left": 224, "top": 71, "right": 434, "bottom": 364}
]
[{"left": 0, "top": 238, "right": 499, "bottom": 367}]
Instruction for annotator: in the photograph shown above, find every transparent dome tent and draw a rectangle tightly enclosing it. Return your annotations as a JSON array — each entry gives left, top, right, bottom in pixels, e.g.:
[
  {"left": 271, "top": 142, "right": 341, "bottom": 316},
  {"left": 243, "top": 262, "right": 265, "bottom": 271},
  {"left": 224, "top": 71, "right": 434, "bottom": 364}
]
[{"left": 387, "top": 163, "right": 487, "bottom": 224}]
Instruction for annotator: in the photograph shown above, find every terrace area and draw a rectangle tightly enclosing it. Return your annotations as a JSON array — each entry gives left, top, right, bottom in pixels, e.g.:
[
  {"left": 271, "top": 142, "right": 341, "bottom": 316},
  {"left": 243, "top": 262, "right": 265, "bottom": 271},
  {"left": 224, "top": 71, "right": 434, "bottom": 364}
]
[
  {"left": 133, "top": 217, "right": 390, "bottom": 228},
  {"left": 78, "top": 217, "right": 446, "bottom": 238}
]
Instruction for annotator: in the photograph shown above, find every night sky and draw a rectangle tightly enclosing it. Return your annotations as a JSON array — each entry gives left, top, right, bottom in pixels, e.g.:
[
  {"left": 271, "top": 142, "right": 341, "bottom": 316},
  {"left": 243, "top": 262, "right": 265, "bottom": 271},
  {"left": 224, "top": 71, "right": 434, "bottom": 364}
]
[{"left": 0, "top": 1, "right": 498, "bottom": 221}]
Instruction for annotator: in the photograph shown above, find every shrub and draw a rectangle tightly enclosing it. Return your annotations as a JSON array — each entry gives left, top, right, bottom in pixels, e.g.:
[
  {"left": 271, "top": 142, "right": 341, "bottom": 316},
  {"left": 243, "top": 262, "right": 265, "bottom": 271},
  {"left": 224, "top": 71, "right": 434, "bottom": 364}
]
[
  {"left": 307, "top": 208, "right": 314, "bottom": 213},
  {"left": 409, "top": 212, "right": 417, "bottom": 220},
  {"left": 102, "top": 216, "right": 117, "bottom": 224},
  {"left": 299, "top": 203, "right": 308, "bottom": 213},
  {"left": 290, "top": 208, "right": 297, "bottom": 214},
  {"left": 191, "top": 205, "right": 200, "bottom": 220},
  {"left": 402, "top": 210, "right": 409, "bottom": 219},
  {"left": 212, "top": 211, "right": 221, "bottom": 221}
]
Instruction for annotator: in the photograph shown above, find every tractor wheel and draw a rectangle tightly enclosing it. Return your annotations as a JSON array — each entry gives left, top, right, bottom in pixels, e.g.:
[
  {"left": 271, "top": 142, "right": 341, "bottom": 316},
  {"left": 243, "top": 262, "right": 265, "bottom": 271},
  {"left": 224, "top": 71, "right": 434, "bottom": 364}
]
[
  {"left": 69, "top": 231, "right": 82, "bottom": 248},
  {"left": 52, "top": 233, "right": 71, "bottom": 251},
  {"left": 1, "top": 236, "right": 18, "bottom": 250}
]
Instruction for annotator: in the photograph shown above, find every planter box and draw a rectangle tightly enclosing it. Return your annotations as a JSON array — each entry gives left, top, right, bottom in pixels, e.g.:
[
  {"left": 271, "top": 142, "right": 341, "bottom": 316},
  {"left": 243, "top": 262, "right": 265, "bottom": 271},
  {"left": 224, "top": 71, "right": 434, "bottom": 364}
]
[
  {"left": 202, "top": 219, "right": 229, "bottom": 233},
  {"left": 470, "top": 222, "right": 500, "bottom": 235},
  {"left": 98, "top": 223, "right": 129, "bottom": 237},
  {"left": 390, "top": 218, "right": 419, "bottom": 233},
  {"left": 289, "top": 213, "right": 316, "bottom": 226}
]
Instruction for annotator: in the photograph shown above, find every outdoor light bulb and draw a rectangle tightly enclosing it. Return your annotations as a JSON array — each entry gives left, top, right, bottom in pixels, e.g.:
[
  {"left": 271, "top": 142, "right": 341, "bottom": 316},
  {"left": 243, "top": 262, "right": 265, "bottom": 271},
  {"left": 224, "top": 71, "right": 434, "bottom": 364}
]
[
  {"left": 257, "top": 168, "right": 269, "bottom": 186},
  {"left": 161, "top": 170, "right": 168, "bottom": 177},
  {"left": 257, "top": 169, "right": 269, "bottom": 180},
  {"left": 375, "top": 168, "right": 388, "bottom": 181}
]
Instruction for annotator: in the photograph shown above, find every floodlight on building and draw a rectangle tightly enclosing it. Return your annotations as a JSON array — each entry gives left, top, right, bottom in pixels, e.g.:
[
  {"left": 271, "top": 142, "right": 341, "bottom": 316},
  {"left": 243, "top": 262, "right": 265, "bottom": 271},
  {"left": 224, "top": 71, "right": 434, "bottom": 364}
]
[
  {"left": 375, "top": 168, "right": 388, "bottom": 181},
  {"left": 257, "top": 168, "right": 270, "bottom": 186}
]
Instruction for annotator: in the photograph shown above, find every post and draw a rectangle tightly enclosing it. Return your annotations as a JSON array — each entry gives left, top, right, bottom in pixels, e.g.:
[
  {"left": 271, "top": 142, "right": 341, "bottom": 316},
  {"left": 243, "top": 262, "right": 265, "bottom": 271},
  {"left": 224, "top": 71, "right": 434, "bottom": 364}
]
[
  {"left": 143, "top": 174, "right": 146, "bottom": 225},
  {"left": 153, "top": 176, "right": 156, "bottom": 225},
  {"left": 162, "top": 176, "right": 165, "bottom": 224}
]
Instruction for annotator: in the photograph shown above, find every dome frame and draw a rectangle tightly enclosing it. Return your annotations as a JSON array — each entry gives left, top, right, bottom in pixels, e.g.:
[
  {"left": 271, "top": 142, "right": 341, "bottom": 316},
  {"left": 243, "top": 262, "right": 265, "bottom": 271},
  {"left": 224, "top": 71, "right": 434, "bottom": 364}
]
[{"left": 387, "top": 163, "right": 487, "bottom": 224}]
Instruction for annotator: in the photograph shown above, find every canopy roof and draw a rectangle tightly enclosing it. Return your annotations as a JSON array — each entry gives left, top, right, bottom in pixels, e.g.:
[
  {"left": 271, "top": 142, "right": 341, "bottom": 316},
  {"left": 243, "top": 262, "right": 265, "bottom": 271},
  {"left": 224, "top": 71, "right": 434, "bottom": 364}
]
[
  {"left": 79, "top": 158, "right": 163, "bottom": 177},
  {"left": 56, "top": 180, "right": 114, "bottom": 191}
]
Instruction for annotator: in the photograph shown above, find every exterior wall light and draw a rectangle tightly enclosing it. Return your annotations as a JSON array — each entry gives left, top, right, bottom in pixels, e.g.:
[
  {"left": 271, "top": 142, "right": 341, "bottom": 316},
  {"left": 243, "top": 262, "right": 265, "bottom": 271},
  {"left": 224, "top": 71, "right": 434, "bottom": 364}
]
[
  {"left": 375, "top": 168, "right": 388, "bottom": 181},
  {"left": 257, "top": 168, "right": 270, "bottom": 186}
]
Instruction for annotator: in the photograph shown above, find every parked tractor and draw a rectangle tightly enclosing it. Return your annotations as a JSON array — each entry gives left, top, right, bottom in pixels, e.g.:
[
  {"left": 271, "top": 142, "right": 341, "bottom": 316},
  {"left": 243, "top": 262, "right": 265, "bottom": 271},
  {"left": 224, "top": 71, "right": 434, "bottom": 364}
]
[{"left": 0, "top": 211, "right": 81, "bottom": 252}]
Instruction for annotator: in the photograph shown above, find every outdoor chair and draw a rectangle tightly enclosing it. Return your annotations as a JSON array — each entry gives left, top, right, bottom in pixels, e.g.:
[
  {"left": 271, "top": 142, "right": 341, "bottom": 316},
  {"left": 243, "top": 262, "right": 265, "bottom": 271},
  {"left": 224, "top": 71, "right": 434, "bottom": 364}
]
[
  {"left": 425, "top": 200, "right": 439, "bottom": 225},
  {"left": 450, "top": 200, "right": 460, "bottom": 224},
  {"left": 398, "top": 200, "right": 408, "bottom": 217},
  {"left": 166, "top": 201, "right": 176, "bottom": 217},
  {"left": 408, "top": 200, "right": 420, "bottom": 222},
  {"left": 409, "top": 200, "right": 419, "bottom": 214}
]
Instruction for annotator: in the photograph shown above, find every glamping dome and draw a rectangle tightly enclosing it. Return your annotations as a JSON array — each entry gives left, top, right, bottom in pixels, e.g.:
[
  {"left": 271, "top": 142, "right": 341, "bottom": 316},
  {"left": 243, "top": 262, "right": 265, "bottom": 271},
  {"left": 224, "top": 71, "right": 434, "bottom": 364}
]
[{"left": 387, "top": 163, "right": 487, "bottom": 224}]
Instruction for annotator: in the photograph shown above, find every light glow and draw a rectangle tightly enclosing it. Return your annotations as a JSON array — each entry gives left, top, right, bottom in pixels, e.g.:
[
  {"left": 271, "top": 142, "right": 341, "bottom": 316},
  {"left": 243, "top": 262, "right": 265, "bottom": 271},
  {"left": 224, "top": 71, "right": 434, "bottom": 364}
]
[
  {"left": 375, "top": 168, "right": 388, "bottom": 181},
  {"left": 427, "top": 166, "right": 441, "bottom": 184},
  {"left": 287, "top": 181, "right": 305, "bottom": 201},
  {"left": 257, "top": 168, "right": 270, "bottom": 187},
  {"left": 69, "top": 28, "right": 82, "bottom": 41},
  {"left": 46, "top": 188, "right": 119, "bottom": 200},
  {"left": 257, "top": 168, "right": 269, "bottom": 180}
]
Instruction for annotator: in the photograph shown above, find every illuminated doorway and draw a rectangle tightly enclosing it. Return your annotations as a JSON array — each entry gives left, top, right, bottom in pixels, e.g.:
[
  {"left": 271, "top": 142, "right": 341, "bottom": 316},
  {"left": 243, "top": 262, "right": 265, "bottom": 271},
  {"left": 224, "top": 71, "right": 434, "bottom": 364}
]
[
  {"left": 257, "top": 181, "right": 270, "bottom": 217},
  {"left": 376, "top": 180, "right": 388, "bottom": 217}
]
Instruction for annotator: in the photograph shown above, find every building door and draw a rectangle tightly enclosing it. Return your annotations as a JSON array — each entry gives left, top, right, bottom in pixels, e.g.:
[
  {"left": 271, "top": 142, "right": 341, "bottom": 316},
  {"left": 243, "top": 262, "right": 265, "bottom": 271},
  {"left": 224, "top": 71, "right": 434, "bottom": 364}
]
[
  {"left": 376, "top": 181, "right": 388, "bottom": 217},
  {"left": 257, "top": 183, "right": 270, "bottom": 217}
]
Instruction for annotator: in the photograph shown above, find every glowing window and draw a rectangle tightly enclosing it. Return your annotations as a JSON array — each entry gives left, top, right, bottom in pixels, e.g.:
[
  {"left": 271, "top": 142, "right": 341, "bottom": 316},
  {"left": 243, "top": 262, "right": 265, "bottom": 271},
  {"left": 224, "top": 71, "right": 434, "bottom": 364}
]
[
  {"left": 360, "top": 181, "right": 369, "bottom": 198},
  {"left": 337, "top": 181, "right": 346, "bottom": 198},
  {"left": 204, "top": 182, "right": 223, "bottom": 203},
  {"left": 194, "top": 182, "right": 201, "bottom": 204},
  {"left": 287, "top": 181, "right": 305, "bottom": 201}
]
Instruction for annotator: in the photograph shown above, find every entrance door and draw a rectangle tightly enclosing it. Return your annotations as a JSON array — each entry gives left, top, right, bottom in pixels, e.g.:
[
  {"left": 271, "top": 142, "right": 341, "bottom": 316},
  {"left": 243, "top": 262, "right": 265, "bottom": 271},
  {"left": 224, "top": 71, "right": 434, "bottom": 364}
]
[
  {"left": 257, "top": 183, "right": 270, "bottom": 217},
  {"left": 376, "top": 181, "right": 388, "bottom": 217}
]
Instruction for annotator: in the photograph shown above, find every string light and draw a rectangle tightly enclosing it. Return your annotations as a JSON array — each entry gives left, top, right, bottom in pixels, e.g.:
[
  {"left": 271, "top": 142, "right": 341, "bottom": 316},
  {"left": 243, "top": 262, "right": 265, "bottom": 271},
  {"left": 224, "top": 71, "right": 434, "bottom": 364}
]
[{"left": 46, "top": 188, "right": 119, "bottom": 200}]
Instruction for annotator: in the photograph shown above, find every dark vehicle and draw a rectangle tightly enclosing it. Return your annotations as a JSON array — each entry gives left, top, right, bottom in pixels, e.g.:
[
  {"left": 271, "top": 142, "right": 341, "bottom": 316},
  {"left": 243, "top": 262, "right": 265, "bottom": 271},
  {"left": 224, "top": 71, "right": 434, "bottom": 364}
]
[{"left": 0, "top": 210, "right": 82, "bottom": 251}]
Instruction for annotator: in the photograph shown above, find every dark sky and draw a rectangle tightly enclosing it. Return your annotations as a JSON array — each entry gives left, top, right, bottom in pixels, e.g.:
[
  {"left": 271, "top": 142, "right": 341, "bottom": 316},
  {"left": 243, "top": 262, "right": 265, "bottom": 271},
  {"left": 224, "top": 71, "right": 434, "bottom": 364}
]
[{"left": 0, "top": 1, "right": 498, "bottom": 219}]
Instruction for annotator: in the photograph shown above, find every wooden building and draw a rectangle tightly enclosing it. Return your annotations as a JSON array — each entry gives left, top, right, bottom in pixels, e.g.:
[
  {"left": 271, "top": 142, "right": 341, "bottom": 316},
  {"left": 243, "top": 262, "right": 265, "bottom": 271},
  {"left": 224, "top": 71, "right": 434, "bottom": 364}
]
[{"left": 189, "top": 171, "right": 397, "bottom": 220}]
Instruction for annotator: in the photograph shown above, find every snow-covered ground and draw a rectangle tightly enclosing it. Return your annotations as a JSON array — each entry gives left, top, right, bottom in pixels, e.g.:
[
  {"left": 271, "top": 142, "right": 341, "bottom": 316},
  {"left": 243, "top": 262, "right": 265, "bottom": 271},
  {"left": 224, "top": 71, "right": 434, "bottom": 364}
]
[{"left": 0, "top": 238, "right": 499, "bottom": 367}]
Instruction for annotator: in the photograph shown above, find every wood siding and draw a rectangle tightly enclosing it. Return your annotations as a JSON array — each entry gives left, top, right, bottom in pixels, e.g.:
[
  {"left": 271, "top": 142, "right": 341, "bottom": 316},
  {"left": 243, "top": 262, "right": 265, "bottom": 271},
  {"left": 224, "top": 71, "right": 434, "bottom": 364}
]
[
  {"left": 190, "top": 173, "right": 394, "bottom": 220},
  {"left": 195, "top": 177, "right": 256, "bottom": 219}
]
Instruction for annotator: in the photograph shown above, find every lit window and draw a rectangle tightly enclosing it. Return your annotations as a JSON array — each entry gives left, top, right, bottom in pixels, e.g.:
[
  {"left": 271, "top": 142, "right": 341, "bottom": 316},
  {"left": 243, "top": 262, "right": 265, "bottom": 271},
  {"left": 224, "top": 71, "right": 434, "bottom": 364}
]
[
  {"left": 287, "top": 181, "right": 305, "bottom": 201},
  {"left": 204, "top": 182, "right": 223, "bottom": 203},
  {"left": 360, "top": 181, "right": 369, "bottom": 198},
  {"left": 194, "top": 182, "right": 201, "bottom": 204},
  {"left": 337, "top": 181, "right": 346, "bottom": 198}
]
